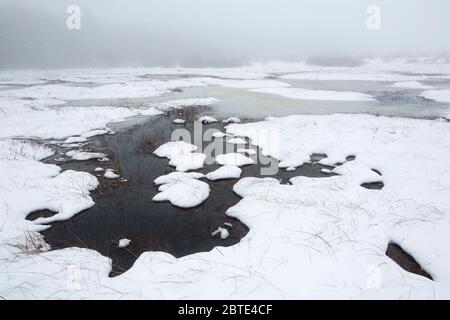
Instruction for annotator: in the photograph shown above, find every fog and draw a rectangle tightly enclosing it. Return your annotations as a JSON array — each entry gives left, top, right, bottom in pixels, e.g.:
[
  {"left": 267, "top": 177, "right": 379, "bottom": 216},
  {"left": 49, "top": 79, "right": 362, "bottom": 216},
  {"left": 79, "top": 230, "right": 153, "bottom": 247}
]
[{"left": 0, "top": 0, "right": 449, "bottom": 69}]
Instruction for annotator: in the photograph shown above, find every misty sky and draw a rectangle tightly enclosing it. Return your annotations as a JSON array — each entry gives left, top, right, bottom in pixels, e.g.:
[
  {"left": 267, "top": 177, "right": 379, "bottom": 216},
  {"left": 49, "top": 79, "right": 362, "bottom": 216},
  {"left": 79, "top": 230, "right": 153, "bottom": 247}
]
[{"left": 0, "top": 0, "right": 449, "bottom": 69}]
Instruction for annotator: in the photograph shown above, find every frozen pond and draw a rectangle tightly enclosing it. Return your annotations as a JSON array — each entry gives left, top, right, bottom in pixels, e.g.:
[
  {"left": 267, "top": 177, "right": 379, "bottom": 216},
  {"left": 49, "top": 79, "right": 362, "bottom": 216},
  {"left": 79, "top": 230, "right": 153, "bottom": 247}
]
[{"left": 59, "top": 77, "right": 450, "bottom": 120}]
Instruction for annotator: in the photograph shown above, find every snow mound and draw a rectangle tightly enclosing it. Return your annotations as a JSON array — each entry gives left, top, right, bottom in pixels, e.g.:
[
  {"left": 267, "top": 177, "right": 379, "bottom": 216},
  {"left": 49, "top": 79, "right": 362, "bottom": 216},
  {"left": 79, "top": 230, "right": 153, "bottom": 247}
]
[
  {"left": 211, "top": 227, "right": 230, "bottom": 240},
  {"left": 154, "top": 141, "right": 205, "bottom": 172},
  {"left": 118, "top": 239, "right": 131, "bottom": 248},
  {"left": 227, "top": 138, "right": 247, "bottom": 145},
  {"left": 155, "top": 98, "right": 218, "bottom": 110},
  {"left": 198, "top": 116, "right": 218, "bottom": 124},
  {"left": 215, "top": 153, "right": 255, "bottom": 167},
  {"left": 152, "top": 178, "right": 210, "bottom": 208},
  {"left": 154, "top": 172, "right": 204, "bottom": 185},
  {"left": 66, "top": 150, "right": 107, "bottom": 161},
  {"left": 173, "top": 119, "right": 186, "bottom": 124},
  {"left": 169, "top": 153, "right": 206, "bottom": 172},
  {"left": 206, "top": 165, "right": 242, "bottom": 181},
  {"left": 104, "top": 169, "right": 119, "bottom": 179}
]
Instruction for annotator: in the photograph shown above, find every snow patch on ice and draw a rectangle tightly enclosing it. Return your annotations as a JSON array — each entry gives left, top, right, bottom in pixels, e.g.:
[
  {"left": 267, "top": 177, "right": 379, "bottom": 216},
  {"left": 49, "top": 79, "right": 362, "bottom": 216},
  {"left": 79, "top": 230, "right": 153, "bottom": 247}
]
[
  {"left": 104, "top": 169, "right": 119, "bottom": 179},
  {"left": 222, "top": 117, "right": 241, "bottom": 124},
  {"left": 66, "top": 150, "right": 107, "bottom": 161},
  {"left": 198, "top": 116, "right": 218, "bottom": 124},
  {"left": 227, "top": 138, "right": 247, "bottom": 145},
  {"left": 211, "top": 227, "right": 230, "bottom": 240},
  {"left": 392, "top": 81, "right": 432, "bottom": 89},
  {"left": 154, "top": 172, "right": 204, "bottom": 185},
  {"left": 118, "top": 239, "right": 131, "bottom": 248}
]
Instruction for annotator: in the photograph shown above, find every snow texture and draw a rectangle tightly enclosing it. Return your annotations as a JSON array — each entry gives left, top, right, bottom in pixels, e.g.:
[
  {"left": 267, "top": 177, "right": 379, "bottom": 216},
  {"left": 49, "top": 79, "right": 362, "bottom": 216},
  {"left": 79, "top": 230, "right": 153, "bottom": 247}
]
[
  {"left": 103, "top": 169, "right": 119, "bottom": 179},
  {"left": 251, "top": 87, "right": 374, "bottom": 101},
  {"left": 118, "top": 239, "right": 131, "bottom": 248},
  {"left": 198, "top": 116, "right": 218, "bottom": 124},
  {"left": 152, "top": 177, "right": 210, "bottom": 208},
  {"left": 421, "top": 89, "right": 450, "bottom": 103},
  {"left": 206, "top": 165, "right": 242, "bottom": 181},
  {"left": 215, "top": 153, "right": 255, "bottom": 167}
]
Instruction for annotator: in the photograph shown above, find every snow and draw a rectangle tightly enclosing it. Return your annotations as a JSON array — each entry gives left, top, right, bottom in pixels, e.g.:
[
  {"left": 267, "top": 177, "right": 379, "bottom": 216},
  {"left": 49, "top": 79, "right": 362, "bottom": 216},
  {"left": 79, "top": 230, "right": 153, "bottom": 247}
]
[
  {"left": 198, "top": 116, "right": 218, "bottom": 124},
  {"left": 237, "top": 148, "right": 257, "bottom": 155},
  {"left": 212, "top": 131, "right": 228, "bottom": 138},
  {"left": 227, "top": 137, "right": 247, "bottom": 145},
  {"left": 173, "top": 119, "right": 186, "bottom": 124},
  {"left": 392, "top": 81, "right": 432, "bottom": 89},
  {"left": 0, "top": 139, "right": 54, "bottom": 161},
  {"left": 215, "top": 153, "right": 255, "bottom": 167},
  {"left": 206, "top": 165, "right": 242, "bottom": 181},
  {"left": 0, "top": 140, "right": 99, "bottom": 238},
  {"left": 0, "top": 105, "right": 162, "bottom": 140},
  {"left": 153, "top": 141, "right": 198, "bottom": 159},
  {"left": 251, "top": 87, "right": 374, "bottom": 101},
  {"left": 154, "top": 172, "right": 204, "bottom": 185},
  {"left": 222, "top": 117, "right": 241, "bottom": 124},
  {"left": 103, "top": 169, "right": 119, "bottom": 179},
  {"left": 152, "top": 177, "right": 210, "bottom": 208},
  {"left": 211, "top": 227, "right": 230, "bottom": 240},
  {"left": 118, "top": 239, "right": 131, "bottom": 248},
  {"left": 153, "top": 98, "right": 218, "bottom": 110},
  {"left": 66, "top": 150, "right": 107, "bottom": 161},
  {"left": 94, "top": 167, "right": 104, "bottom": 172},
  {"left": 169, "top": 153, "right": 206, "bottom": 172},
  {"left": 421, "top": 89, "right": 450, "bottom": 103},
  {"left": 154, "top": 140, "right": 206, "bottom": 172}
]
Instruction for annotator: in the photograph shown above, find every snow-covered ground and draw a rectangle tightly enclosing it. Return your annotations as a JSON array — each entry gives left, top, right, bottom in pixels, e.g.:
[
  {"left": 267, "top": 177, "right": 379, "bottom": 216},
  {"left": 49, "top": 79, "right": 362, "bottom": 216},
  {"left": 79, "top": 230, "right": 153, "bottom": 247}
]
[{"left": 1, "top": 57, "right": 450, "bottom": 299}]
